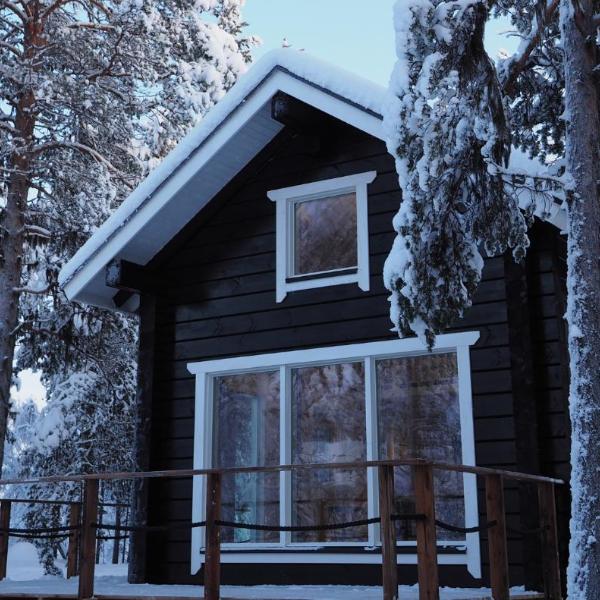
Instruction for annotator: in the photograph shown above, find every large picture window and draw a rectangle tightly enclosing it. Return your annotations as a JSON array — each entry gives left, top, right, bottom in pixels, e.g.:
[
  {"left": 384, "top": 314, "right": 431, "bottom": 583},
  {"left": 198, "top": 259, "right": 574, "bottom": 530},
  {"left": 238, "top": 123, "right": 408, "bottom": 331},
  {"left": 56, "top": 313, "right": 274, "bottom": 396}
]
[{"left": 189, "top": 333, "right": 480, "bottom": 577}]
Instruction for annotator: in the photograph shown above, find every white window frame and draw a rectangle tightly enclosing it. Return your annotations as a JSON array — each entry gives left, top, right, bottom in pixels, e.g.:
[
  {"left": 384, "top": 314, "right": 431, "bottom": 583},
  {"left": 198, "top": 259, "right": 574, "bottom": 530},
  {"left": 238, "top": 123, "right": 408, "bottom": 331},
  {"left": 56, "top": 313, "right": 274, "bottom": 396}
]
[
  {"left": 267, "top": 171, "right": 376, "bottom": 302},
  {"left": 188, "top": 331, "right": 481, "bottom": 578}
]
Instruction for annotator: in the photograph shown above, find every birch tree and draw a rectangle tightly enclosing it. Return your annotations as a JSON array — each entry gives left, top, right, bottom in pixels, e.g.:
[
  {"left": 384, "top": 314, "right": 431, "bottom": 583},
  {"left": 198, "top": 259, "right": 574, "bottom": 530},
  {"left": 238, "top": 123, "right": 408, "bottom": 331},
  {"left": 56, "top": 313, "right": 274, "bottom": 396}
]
[
  {"left": 0, "top": 0, "right": 254, "bottom": 477},
  {"left": 384, "top": 0, "right": 599, "bottom": 593}
]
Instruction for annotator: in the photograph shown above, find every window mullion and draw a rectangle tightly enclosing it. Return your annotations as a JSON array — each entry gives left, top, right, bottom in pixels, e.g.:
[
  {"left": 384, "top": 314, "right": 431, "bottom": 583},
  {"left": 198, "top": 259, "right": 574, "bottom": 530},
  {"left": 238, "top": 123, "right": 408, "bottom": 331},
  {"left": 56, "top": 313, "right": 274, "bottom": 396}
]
[
  {"left": 456, "top": 345, "right": 481, "bottom": 578},
  {"left": 279, "top": 365, "right": 292, "bottom": 546},
  {"left": 364, "top": 356, "right": 380, "bottom": 546}
]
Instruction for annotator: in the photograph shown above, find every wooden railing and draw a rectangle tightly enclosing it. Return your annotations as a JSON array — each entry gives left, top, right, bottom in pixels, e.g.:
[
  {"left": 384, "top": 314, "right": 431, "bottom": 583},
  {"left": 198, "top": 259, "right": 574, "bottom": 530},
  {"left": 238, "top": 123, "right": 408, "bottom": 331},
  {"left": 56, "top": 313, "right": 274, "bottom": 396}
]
[
  {"left": 0, "top": 496, "right": 128, "bottom": 581},
  {"left": 0, "top": 459, "right": 564, "bottom": 600}
]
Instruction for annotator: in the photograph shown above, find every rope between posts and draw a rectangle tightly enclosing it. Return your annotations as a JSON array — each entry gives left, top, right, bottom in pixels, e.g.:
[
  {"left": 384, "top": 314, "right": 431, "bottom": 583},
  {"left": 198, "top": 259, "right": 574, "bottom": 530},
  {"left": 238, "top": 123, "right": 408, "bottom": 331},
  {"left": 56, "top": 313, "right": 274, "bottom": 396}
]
[
  {"left": 215, "top": 516, "right": 381, "bottom": 533},
  {"left": 435, "top": 519, "right": 497, "bottom": 534},
  {"left": 0, "top": 524, "right": 80, "bottom": 538},
  {"left": 3, "top": 531, "right": 72, "bottom": 540},
  {"left": 93, "top": 516, "right": 498, "bottom": 537}
]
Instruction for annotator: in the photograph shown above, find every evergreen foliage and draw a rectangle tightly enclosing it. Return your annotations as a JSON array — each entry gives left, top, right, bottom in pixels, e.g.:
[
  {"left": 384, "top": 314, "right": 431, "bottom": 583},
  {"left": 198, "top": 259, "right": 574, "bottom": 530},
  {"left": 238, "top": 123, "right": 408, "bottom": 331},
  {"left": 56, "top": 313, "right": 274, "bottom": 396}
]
[
  {"left": 385, "top": 0, "right": 600, "bottom": 594},
  {"left": 383, "top": 0, "right": 562, "bottom": 346},
  {"left": 0, "top": 0, "right": 255, "bottom": 574}
]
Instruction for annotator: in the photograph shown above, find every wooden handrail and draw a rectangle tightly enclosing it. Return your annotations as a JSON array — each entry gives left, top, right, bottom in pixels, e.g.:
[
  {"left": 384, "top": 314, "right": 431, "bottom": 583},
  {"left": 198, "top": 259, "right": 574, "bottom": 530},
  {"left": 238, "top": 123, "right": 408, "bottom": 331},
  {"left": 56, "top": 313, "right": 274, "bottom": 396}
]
[
  {"left": 0, "top": 459, "right": 565, "bottom": 487},
  {"left": 0, "top": 497, "right": 128, "bottom": 507},
  {"left": 0, "top": 460, "right": 564, "bottom": 600}
]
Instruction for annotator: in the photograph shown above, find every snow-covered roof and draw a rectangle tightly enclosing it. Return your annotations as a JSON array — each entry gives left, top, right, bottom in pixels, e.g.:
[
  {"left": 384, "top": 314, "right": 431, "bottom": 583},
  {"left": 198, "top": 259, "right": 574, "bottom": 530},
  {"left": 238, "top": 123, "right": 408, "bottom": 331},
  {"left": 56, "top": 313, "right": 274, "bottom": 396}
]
[
  {"left": 59, "top": 49, "right": 566, "bottom": 312},
  {"left": 59, "top": 49, "right": 386, "bottom": 310}
]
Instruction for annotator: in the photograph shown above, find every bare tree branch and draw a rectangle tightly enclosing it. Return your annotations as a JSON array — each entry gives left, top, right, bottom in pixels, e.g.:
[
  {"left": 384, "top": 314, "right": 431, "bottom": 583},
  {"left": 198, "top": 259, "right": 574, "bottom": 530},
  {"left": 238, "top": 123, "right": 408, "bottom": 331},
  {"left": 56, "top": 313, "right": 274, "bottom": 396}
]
[
  {"left": 40, "top": 0, "right": 68, "bottom": 19},
  {"left": 0, "top": 39, "right": 22, "bottom": 57},
  {"left": 501, "top": 0, "right": 560, "bottom": 96}
]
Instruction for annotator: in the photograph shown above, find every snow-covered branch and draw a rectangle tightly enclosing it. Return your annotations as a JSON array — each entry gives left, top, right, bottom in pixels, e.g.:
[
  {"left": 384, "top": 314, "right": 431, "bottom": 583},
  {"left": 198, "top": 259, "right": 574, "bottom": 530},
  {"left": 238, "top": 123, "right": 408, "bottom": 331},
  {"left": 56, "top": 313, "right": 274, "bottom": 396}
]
[
  {"left": 501, "top": 0, "right": 560, "bottom": 96},
  {"left": 32, "top": 141, "right": 124, "bottom": 175},
  {"left": 13, "top": 285, "right": 51, "bottom": 295},
  {"left": 489, "top": 160, "right": 565, "bottom": 187},
  {"left": 0, "top": 0, "right": 27, "bottom": 22},
  {"left": 0, "top": 39, "right": 21, "bottom": 57},
  {"left": 24, "top": 224, "right": 52, "bottom": 239},
  {"left": 64, "top": 22, "right": 115, "bottom": 31},
  {"left": 0, "top": 120, "right": 16, "bottom": 135}
]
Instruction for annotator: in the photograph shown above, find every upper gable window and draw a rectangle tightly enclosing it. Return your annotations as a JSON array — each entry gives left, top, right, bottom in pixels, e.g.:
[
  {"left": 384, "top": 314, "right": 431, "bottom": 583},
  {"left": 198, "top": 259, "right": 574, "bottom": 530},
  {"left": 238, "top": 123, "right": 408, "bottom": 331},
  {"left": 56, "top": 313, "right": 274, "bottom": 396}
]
[{"left": 268, "top": 171, "right": 376, "bottom": 302}]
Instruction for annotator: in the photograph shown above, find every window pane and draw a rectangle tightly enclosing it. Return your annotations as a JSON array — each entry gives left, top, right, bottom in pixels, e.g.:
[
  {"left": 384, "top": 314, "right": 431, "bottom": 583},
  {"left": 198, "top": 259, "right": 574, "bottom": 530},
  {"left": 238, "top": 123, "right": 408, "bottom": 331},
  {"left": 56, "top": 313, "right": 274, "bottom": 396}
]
[
  {"left": 293, "top": 192, "right": 357, "bottom": 275},
  {"left": 377, "top": 353, "right": 465, "bottom": 541},
  {"left": 291, "top": 362, "right": 367, "bottom": 542},
  {"left": 213, "top": 371, "right": 280, "bottom": 543}
]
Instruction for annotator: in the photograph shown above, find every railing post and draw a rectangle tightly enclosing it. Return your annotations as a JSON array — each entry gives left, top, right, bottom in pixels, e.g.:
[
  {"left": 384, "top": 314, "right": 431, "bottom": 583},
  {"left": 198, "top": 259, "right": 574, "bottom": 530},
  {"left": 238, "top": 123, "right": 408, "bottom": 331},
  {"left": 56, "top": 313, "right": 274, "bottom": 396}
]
[
  {"left": 204, "top": 472, "right": 222, "bottom": 600},
  {"left": 78, "top": 479, "right": 99, "bottom": 600},
  {"left": 414, "top": 465, "right": 439, "bottom": 600},
  {"left": 0, "top": 500, "right": 12, "bottom": 581},
  {"left": 67, "top": 502, "right": 81, "bottom": 578},
  {"left": 538, "top": 482, "right": 562, "bottom": 599},
  {"left": 378, "top": 464, "right": 398, "bottom": 600},
  {"left": 485, "top": 474, "right": 509, "bottom": 600},
  {"left": 112, "top": 505, "right": 122, "bottom": 565}
]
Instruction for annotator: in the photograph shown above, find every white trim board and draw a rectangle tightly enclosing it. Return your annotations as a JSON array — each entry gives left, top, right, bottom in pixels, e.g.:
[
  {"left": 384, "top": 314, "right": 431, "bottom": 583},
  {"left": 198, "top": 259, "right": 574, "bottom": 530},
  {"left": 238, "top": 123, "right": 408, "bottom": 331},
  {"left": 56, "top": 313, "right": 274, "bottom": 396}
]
[
  {"left": 188, "top": 332, "right": 481, "bottom": 578},
  {"left": 268, "top": 171, "right": 376, "bottom": 301},
  {"left": 188, "top": 332, "right": 480, "bottom": 375}
]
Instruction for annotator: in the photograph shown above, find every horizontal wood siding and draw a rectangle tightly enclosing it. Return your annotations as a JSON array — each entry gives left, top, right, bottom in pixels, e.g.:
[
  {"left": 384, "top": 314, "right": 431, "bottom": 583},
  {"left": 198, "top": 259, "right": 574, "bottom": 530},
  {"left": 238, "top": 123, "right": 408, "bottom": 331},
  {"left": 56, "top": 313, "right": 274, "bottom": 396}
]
[
  {"left": 142, "top": 123, "right": 569, "bottom": 588},
  {"left": 525, "top": 223, "right": 571, "bottom": 585}
]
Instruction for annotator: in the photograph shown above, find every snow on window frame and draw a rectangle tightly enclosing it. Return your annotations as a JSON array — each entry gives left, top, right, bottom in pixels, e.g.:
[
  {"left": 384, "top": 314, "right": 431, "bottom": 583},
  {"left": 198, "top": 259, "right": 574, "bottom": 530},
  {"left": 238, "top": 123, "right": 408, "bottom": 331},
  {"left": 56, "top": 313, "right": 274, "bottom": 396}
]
[
  {"left": 188, "top": 332, "right": 481, "bottom": 577},
  {"left": 267, "top": 171, "right": 376, "bottom": 302}
]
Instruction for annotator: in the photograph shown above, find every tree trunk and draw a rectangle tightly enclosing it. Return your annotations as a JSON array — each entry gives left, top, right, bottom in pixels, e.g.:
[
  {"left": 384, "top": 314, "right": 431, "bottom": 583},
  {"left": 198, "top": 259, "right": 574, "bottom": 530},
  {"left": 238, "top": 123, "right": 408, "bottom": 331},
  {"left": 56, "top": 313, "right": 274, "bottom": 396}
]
[
  {"left": 0, "top": 172, "right": 27, "bottom": 476},
  {"left": 0, "top": 7, "right": 44, "bottom": 477},
  {"left": 0, "top": 106, "right": 36, "bottom": 477},
  {"left": 560, "top": 0, "right": 600, "bottom": 595}
]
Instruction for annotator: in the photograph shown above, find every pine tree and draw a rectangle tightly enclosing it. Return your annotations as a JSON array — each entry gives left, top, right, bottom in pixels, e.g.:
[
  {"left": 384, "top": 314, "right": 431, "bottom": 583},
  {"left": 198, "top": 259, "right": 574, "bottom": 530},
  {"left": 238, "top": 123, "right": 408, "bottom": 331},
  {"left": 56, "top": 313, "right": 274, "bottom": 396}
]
[
  {"left": 384, "top": 0, "right": 599, "bottom": 593},
  {"left": 0, "top": 0, "right": 254, "bottom": 477},
  {"left": 15, "top": 367, "right": 137, "bottom": 574},
  {"left": 0, "top": 0, "right": 255, "bottom": 576},
  {"left": 559, "top": 0, "right": 600, "bottom": 594}
]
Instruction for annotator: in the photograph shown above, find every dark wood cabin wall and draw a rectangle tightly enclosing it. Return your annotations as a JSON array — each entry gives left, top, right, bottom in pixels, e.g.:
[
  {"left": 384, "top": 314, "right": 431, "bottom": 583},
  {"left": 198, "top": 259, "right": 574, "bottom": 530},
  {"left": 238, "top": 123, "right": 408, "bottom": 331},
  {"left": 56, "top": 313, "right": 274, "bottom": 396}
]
[
  {"left": 524, "top": 223, "right": 571, "bottom": 584},
  {"left": 141, "top": 124, "right": 568, "bottom": 588}
]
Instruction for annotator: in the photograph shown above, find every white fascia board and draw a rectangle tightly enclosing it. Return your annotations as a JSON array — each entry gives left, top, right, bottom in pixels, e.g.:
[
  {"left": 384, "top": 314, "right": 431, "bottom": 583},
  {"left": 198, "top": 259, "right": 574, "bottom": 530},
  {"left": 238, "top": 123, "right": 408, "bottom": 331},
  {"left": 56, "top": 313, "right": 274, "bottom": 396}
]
[
  {"left": 273, "top": 73, "right": 383, "bottom": 141},
  {"left": 62, "top": 70, "right": 384, "bottom": 308}
]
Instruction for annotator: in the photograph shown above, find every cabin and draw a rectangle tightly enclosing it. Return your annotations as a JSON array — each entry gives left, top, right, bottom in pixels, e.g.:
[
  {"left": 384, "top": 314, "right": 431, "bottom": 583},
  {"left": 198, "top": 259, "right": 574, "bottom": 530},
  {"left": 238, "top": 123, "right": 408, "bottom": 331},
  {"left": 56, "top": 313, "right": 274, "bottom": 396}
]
[{"left": 59, "top": 50, "right": 571, "bottom": 593}]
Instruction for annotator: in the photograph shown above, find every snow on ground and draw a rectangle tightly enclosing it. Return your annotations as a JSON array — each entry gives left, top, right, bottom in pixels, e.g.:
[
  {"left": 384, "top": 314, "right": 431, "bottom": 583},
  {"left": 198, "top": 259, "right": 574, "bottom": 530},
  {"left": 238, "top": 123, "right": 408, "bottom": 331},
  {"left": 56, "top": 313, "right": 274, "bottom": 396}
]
[{"left": 0, "top": 543, "right": 538, "bottom": 599}]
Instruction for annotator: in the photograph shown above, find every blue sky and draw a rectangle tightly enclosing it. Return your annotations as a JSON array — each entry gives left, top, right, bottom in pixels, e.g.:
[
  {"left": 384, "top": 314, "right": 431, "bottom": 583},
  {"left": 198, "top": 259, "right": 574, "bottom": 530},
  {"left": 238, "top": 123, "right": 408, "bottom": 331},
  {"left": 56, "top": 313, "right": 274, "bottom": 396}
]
[{"left": 245, "top": 1, "right": 517, "bottom": 85}]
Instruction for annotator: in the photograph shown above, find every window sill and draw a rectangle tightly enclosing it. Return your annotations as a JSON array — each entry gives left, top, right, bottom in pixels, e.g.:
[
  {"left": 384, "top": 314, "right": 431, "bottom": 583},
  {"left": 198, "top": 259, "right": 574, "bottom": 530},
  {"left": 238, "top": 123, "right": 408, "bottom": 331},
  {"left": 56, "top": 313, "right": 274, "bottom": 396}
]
[
  {"left": 199, "top": 546, "right": 470, "bottom": 567},
  {"left": 279, "top": 269, "right": 367, "bottom": 300},
  {"left": 285, "top": 267, "right": 358, "bottom": 284}
]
